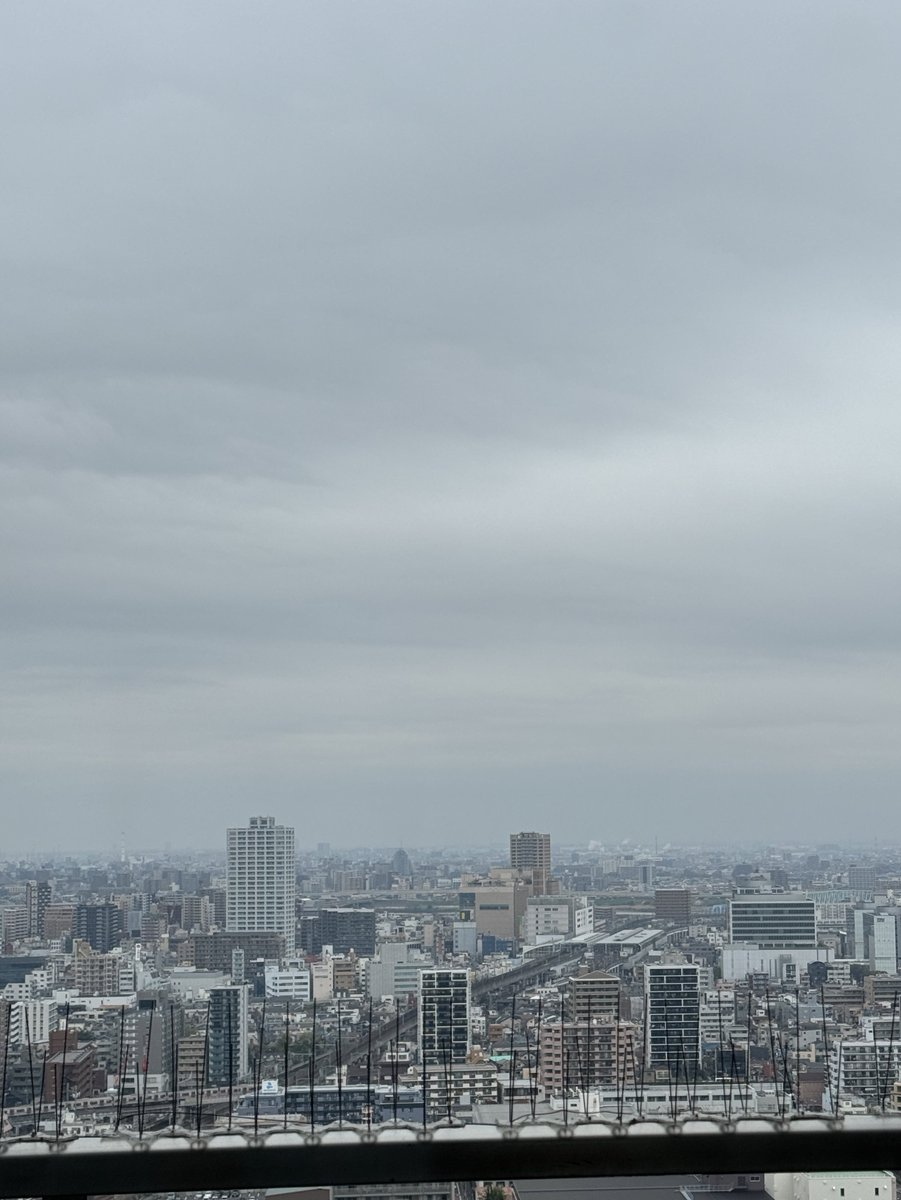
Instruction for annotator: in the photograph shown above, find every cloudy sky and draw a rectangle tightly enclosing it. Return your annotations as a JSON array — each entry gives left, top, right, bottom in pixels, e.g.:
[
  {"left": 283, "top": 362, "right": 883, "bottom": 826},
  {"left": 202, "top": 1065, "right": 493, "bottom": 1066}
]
[{"left": 2, "top": 2, "right": 900, "bottom": 853}]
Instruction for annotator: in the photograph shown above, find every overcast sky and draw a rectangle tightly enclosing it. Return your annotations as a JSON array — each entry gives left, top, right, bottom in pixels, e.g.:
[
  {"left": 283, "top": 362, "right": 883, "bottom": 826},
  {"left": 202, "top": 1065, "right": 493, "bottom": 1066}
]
[{"left": 2, "top": 2, "right": 900, "bottom": 853}]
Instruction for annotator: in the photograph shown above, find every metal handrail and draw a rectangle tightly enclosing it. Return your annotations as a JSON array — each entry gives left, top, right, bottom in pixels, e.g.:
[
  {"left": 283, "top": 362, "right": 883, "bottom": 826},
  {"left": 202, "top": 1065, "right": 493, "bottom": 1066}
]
[{"left": 2, "top": 1115, "right": 901, "bottom": 1199}]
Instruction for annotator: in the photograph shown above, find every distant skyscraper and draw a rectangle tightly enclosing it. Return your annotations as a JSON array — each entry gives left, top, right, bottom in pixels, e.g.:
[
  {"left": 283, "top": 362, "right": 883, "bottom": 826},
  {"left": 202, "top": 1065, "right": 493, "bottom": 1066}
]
[
  {"left": 226, "top": 816, "right": 296, "bottom": 955},
  {"left": 317, "top": 907, "right": 376, "bottom": 957},
  {"left": 418, "top": 968, "right": 471, "bottom": 1066},
  {"left": 392, "top": 848, "right": 413, "bottom": 877},
  {"left": 25, "top": 881, "right": 51, "bottom": 939},
  {"left": 509, "top": 831, "right": 552, "bottom": 893}
]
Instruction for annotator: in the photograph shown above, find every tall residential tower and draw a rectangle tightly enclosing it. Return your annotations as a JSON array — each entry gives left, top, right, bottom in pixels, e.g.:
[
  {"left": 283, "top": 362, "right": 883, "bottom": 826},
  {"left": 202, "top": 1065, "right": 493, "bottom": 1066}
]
[
  {"left": 226, "top": 816, "right": 296, "bottom": 955},
  {"left": 509, "top": 830, "right": 553, "bottom": 894}
]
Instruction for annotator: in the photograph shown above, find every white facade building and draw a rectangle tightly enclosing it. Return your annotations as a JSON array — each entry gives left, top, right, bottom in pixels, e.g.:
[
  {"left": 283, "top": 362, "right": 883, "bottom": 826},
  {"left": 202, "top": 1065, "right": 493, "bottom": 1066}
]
[
  {"left": 721, "top": 944, "right": 834, "bottom": 983},
  {"left": 4, "top": 998, "right": 57, "bottom": 1046},
  {"left": 264, "top": 964, "right": 312, "bottom": 1000},
  {"left": 829, "top": 1039, "right": 901, "bottom": 1106},
  {"left": 226, "top": 816, "right": 296, "bottom": 955},
  {"left": 699, "top": 989, "right": 736, "bottom": 1045},
  {"left": 854, "top": 910, "right": 900, "bottom": 974},
  {"left": 766, "top": 1174, "right": 895, "bottom": 1200},
  {"left": 523, "top": 896, "right": 593, "bottom": 945}
]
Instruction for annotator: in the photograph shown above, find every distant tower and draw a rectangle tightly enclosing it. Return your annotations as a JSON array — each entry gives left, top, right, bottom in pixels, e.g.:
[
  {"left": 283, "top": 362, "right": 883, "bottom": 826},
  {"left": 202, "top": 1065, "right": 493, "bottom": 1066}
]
[
  {"left": 392, "top": 848, "right": 413, "bottom": 877},
  {"left": 25, "top": 881, "right": 51, "bottom": 939},
  {"left": 226, "top": 816, "right": 296, "bottom": 955},
  {"left": 509, "top": 831, "right": 552, "bottom": 894}
]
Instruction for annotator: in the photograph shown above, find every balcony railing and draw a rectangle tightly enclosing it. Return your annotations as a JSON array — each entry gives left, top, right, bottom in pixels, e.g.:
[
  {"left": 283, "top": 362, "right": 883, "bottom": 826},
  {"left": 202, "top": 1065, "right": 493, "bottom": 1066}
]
[{"left": 2, "top": 1115, "right": 901, "bottom": 1199}]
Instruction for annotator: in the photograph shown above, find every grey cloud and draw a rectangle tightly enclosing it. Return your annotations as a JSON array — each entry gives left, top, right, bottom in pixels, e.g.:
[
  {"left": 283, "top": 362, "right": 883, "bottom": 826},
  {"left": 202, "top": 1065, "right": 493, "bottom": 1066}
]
[{"left": 2, "top": 1, "right": 901, "bottom": 848}]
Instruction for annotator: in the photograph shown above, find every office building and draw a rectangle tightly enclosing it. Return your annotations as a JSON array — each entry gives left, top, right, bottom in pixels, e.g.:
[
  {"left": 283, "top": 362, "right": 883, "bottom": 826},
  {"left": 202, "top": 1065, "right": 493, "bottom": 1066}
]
[
  {"left": 638, "top": 862, "right": 655, "bottom": 891},
  {"left": 369, "top": 942, "right": 433, "bottom": 1000},
  {"left": 185, "top": 930, "right": 284, "bottom": 971},
  {"left": 848, "top": 866, "right": 878, "bottom": 893},
  {"left": 226, "top": 816, "right": 296, "bottom": 955},
  {"left": 510, "top": 831, "right": 553, "bottom": 894},
  {"left": 459, "top": 873, "right": 531, "bottom": 947},
  {"left": 856, "top": 911, "right": 899, "bottom": 974},
  {"left": 729, "top": 893, "right": 817, "bottom": 949},
  {"left": 207, "top": 985, "right": 249, "bottom": 1085},
  {"left": 644, "top": 963, "right": 702, "bottom": 1068},
  {"left": 655, "top": 889, "right": 693, "bottom": 927},
  {"left": 523, "top": 896, "right": 593, "bottom": 945},
  {"left": 74, "top": 902, "right": 123, "bottom": 953},
  {"left": 316, "top": 908, "right": 376, "bottom": 957},
  {"left": 452, "top": 919, "right": 478, "bottom": 957},
  {"left": 720, "top": 944, "right": 833, "bottom": 984},
  {"left": 264, "top": 964, "right": 312, "bottom": 1000},
  {"left": 418, "top": 968, "right": 471, "bottom": 1066}
]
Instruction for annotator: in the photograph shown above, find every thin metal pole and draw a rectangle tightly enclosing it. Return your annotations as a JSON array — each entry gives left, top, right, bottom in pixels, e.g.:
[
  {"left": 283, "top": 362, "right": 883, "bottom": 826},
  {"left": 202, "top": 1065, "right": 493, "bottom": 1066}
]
[
  {"left": 199, "top": 997, "right": 211, "bottom": 1133},
  {"left": 226, "top": 997, "right": 233, "bottom": 1133},
  {"left": 254, "top": 995, "right": 266, "bottom": 1137},
  {"left": 881, "top": 993, "right": 898, "bottom": 1112},
  {"left": 0, "top": 1001, "right": 10, "bottom": 1138},
  {"left": 55, "top": 1001, "right": 70, "bottom": 1142},
  {"left": 820, "top": 985, "right": 833, "bottom": 1115},
  {"left": 283, "top": 999, "right": 290, "bottom": 1132},
  {"left": 114, "top": 1006, "right": 127, "bottom": 1132},
  {"left": 24, "top": 1004, "right": 38, "bottom": 1133},
  {"left": 336, "top": 995, "right": 343, "bottom": 1128},
  {"left": 309, "top": 996, "right": 317, "bottom": 1133},
  {"left": 141, "top": 1000, "right": 155, "bottom": 1138},
  {"left": 366, "top": 997, "right": 373, "bottom": 1132}
]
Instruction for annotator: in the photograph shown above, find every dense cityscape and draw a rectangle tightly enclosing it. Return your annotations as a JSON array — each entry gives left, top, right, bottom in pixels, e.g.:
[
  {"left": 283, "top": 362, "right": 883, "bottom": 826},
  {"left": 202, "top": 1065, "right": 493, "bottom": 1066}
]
[
  {"left": 4, "top": 821, "right": 901, "bottom": 1158},
  {"left": 4, "top": 2, "right": 901, "bottom": 1198}
]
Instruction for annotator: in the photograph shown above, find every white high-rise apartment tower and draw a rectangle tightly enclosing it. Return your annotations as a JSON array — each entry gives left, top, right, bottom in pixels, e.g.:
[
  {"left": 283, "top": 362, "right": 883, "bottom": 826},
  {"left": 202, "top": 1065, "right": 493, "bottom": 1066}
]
[{"left": 226, "top": 816, "right": 296, "bottom": 955}]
